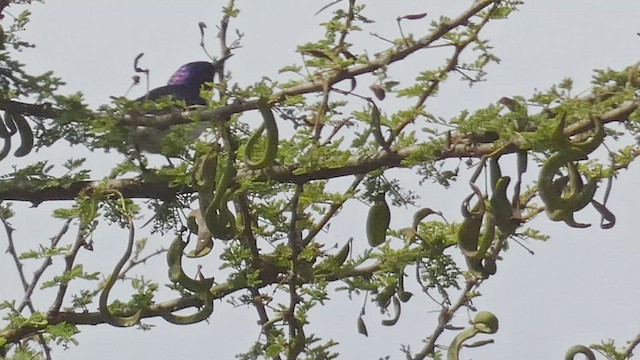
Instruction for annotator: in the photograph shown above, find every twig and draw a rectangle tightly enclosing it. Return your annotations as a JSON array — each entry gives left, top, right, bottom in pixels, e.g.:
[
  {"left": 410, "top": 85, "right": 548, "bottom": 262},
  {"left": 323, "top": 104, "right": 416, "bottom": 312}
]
[
  {"left": 302, "top": 174, "right": 364, "bottom": 246},
  {"left": 410, "top": 280, "right": 478, "bottom": 360},
  {"left": 0, "top": 214, "right": 54, "bottom": 359},
  {"left": 47, "top": 227, "right": 88, "bottom": 316},
  {"left": 623, "top": 329, "right": 640, "bottom": 359},
  {"left": 18, "top": 219, "right": 72, "bottom": 312}
]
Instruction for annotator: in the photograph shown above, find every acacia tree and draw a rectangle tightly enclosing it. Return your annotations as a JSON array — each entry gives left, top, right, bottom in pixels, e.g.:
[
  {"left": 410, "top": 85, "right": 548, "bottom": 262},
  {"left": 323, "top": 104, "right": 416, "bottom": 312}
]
[{"left": 0, "top": 1, "right": 639, "bottom": 359}]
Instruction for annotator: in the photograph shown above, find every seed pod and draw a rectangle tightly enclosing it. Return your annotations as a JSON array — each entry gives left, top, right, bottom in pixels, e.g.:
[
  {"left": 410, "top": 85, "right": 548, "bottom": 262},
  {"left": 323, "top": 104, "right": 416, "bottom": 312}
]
[
  {"left": 0, "top": 113, "right": 10, "bottom": 138},
  {"left": 161, "top": 292, "right": 214, "bottom": 325},
  {"left": 7, "top": 112, "right": 33, "bottom": 157},
  {"left": 381, "top": 296, "right": 401, "bottom": 326},
  {"left": 370, "top": 104, "right": 387, "bottom": 148},
  {"left": 166, "top": 235, "right": 215, "bottom": 293},
  {"left": 243, "top": 98, "right": 279, "bottom": 169},
  {"left": 366, "top": 194, "right": 390, "bottom": 247},
  {"left": 330, "top": 239, "right": 351, "bottom": 267},
  {"left": 0, "top": 135, "right": 10, "bottom": 161},
  {"left": 376, "top": 279, "right": 397, "bottom": 309},
  {"left": 457, "top": 212, "right": 482, "bottom": 257},
  {"left": 369, "top": 83, "right": 386, "bottom": 100},
  {"left": 357, "top": 316, "right": 368, "bottom": 337}
]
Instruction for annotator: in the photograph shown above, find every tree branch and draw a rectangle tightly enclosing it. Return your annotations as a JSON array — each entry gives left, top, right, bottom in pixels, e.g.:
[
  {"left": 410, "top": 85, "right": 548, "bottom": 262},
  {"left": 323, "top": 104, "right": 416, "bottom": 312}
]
[{"left": 0, "top": 99, "right": 636, "bottom": 203}]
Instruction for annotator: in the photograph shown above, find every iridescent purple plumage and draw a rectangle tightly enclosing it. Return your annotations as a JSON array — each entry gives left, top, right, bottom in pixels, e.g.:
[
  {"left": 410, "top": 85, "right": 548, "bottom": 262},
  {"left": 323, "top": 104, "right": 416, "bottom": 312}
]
[
  {"left": 167, "top": 61, "right": 215, "bottom": 87},
  {"left": 136, "top": 61, "right": 217, "bottom": 105}
]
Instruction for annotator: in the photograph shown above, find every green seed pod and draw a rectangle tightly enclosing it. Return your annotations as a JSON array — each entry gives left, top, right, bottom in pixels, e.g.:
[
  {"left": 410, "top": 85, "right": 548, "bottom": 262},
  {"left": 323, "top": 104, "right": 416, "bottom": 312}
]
[
  {"left": 366, "top": 195, "right": 390, "bottom": 247},
  {"left": 7, "top": 112, "right": 33, "bottom": 157}
]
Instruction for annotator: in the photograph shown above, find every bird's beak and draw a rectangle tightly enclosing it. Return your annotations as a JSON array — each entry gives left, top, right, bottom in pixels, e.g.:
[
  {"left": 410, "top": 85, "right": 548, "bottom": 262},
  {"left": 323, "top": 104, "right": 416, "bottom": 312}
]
[{"left": 212, "top": 53, "right": 233, "bottom": 68}]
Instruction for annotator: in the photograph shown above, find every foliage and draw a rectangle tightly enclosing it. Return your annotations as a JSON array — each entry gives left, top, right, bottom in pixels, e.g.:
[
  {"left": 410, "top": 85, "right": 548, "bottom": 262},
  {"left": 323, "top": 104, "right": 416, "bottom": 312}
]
[{"left": 0, "top": 1, "right": 639, "bottom": 359}]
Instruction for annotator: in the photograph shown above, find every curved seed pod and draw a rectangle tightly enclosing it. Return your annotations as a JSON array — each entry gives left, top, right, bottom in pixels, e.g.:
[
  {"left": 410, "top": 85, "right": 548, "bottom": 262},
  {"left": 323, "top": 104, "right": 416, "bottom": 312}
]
[
  {"left": 516, "top": 149, "right": 528, "bottom": 174},
  {"left": 552, "top": 175, "right": 570, "bottom": 196},
  {"left": 206, "top": 192, "right": 237, "bottom": 241},
  {"left": 160, "top": 292, "right": 214, "bottom": 325},
  {"left": 461, "top": 190, "right": 485, "bottom": 219},
  {"left": 563, "top": 161, "right": 597, "bottom": 212},
  {"left": 167, "top": 235, "right": 187, "bottom": 282},
  {"left": 538, "top": 148, "right": 588, "bottom": 211},
  {"left": 565, "top": 345, "right": 596, "bottom": 360},
  {"left": 466, "top": 254, "right": 497, "bottom": 278},
  {"left": 457, "top": 214, "right": 482, "bottom": 257},
  {"left": 327, "top": 240, "right": 351, "bottom": 266},
  {"left": 490, "top": 176, "right": 518, "bottom": 236},
  {"left": 458, "top": 195, "right": 484, "bottom": 257},
  {"left": 192, "top": 146, "right": 219, "bottom": 192},
  {"left": 0, "top": 113, "right": 10, "bottom": 138},
  {"left": 376, "top": 280, "right": 397, "bottom": 309},
  {"left": 4, "top": 111, "right": 17, "bottom": 135},
  {"left": 570, "top": 116, "right": 604, "bottom": 155},
  {"left": 546, "top": 207, "right": 591, "bottom": 228},
  {"left": 447, "top": 327, "right": 480, "bottom": 360},
  {"left": 193, "top": 146, "right": 220, "bottom": 222},
  {"left": 332, "top": 239, "right": 351, "bottom": 266},
  {"left": 539, "top": 153, "right": 597, "bottom": 227},
  {"left": 314, "top": 239, "right": 351, "bottom": 275},
  {"left": 512, "top": 150, "right": 528, "bottom": 217},
  {"left": 447, "top": 311, "right": 499, "bottom": 360},
  {"left": 552, "top": 112, "right": 605, "bottom": 155},
  {"left": 99, "top": 218, "right": 143, "bottom": 327},
  {"left": 397, "top": 271, "right": 413, "bottom": 302},
  {"left": 205, "top": 142, "right": 236, "bottom": 240},
  {"left": 473, "top": 212, "right": 495, "bottom": 260},
  {"left": 488, "top": 156, "right": 502, "bottom": 191},
  {"left": 591, "top": 199, "right": 616, "bottom": 229},
  {"left": 412, "top": 207, "right": 437, "bottom": 230},
  {"left": 370, "top": 103, "right": 387, "bottom": 148},
  {"left": 366, "top": 194, "right": 390, "bottom": 247},
  {"left": 7, "top": 112, "right": 33, "bottom": 157},
  {"left": 473, "top": 311, "right": 499, "bottom": 334},
  {"left": 185, "top": 209, "right": 213, "bottom": 258},
  {"left": 243, "top": 97, "right": 279, "bottom": 169},
  {"left": 381, "top": 296, "right": 401, "bottom": 326},
  {"left": 166, "top": 235, "right": 215, "bottom": 293},
  {"left": 0, "top": 136, "right": 10, "bottom": 162},
  {"left": 551, "top": 112, "right": 570, "bottom": 147},
  {"left": 482, "top": 256, "right": 497, "bottom": 276}
]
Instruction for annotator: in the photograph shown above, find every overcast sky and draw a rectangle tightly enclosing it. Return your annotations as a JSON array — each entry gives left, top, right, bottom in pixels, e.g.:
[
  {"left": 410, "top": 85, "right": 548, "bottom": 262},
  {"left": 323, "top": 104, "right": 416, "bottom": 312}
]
[{"left": 2, "top": 1, "right": 640, "bottom": 359}]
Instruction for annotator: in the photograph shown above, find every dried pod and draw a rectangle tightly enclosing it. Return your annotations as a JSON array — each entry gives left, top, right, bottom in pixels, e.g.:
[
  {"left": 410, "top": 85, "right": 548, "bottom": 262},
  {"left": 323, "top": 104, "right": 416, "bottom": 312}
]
[{"left": 369, "top": 83, "right": 386, "bottom": 100}]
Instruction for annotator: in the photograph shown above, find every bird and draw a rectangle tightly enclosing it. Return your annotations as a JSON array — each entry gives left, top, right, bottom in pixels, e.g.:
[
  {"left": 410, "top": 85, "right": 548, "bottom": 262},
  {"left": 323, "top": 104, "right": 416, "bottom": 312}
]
[
  {"left": 128, "top": 55, "right": 232, "bottom": 154},
  {"left": 136, "top": 61, "right": 218, "bottom": 106}
]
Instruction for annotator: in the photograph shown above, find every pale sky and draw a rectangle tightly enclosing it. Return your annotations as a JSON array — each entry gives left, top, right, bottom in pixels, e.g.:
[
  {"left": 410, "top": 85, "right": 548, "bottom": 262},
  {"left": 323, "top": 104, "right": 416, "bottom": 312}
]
[{"left": 2, "top": 1, "right": 640, "bottom": 359}]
